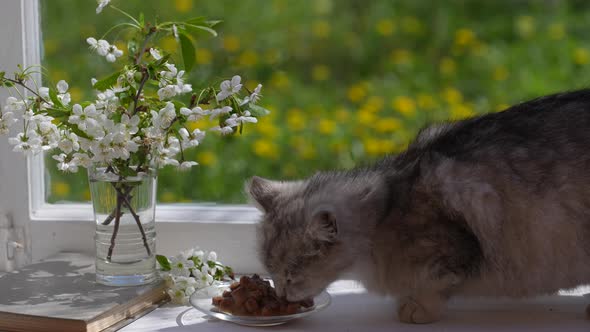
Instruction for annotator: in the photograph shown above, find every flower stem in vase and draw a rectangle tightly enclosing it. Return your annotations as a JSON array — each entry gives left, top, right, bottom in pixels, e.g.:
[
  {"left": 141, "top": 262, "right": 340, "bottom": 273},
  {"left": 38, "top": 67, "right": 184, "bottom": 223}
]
[
  {"left": 101, "top": 185, "right": 133, "bottom": 225},
  {"left": 107, "top": 189, "right": 123, "bottom": 261},
  {"left": 116, "top": 184, "right": 152, "bottom": 257}
]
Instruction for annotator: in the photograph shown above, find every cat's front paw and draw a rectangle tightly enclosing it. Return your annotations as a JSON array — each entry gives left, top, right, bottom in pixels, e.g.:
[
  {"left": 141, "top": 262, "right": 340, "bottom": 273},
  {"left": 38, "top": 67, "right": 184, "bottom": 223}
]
[{"left": 397, "top": 296, "right": 442, "bottom": 324}]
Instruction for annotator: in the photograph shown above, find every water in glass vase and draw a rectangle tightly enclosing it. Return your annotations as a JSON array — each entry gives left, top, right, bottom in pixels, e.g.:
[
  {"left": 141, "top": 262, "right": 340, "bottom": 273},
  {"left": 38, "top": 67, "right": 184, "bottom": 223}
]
[{"left": 89, "top": 166, "right": 157, "bottom": 286}]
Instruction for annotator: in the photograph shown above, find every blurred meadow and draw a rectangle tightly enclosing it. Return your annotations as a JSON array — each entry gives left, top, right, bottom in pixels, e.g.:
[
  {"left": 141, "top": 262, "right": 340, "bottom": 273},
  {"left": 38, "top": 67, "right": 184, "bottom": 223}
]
[{"left": 42, "top": 0, "right": 590, "bottom": 203}]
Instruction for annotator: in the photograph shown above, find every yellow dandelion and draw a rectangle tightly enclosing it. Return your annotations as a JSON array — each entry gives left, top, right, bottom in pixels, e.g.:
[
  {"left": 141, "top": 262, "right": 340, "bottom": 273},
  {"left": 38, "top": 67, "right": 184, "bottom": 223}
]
[
  {"left": 287, "top": 109, "right": 306, "bottom": 131},
  {"left": 196, "top": 49, "right": 212, "bottom": 65},
  {"left": 417, "top": 94, "right": 437, "bottom": 109},
  {"left": 347, "top": 84, "right": 367, "bottom": 103},
  {"left": 253, "top": 140, "right": 279, "bottom": 159},
  {"left": 358, "top": 108, "right": 377, "bottom": 126},
  {"left": 392, "top": 96, "right": 416, "bottom": 117},
  {"left": 270, "top": 71, "right": 290, "bottom": 90},
  {"left": 255, "top": 120, "right": 279, "bottom": 138},
  {"left": 454, "top": 28, "right": 476, "bottom": 47},
  {"left": 439, "top": 57, "right": 456, "bottom": 76},
  {"left": 390, "top": 49, "right": 412, "bottom": 65},
  {"left": 222, "top": 35, "right": 240, "bottom": 52},
  {"left": 515, "top": 15, "right": 535, "bottom": 39},
  {"left": 374, "top": 118, "right": 401, "bottom": 133},
  {"left": 376, "top": 19, "right": 395, "bottom": 36},
  {"left": 53, "top": 181, "right": 71, "bottom": 197},
  {"left": 312, "top": 65, "right": 331, "bottom": 81},
  {"left": 574, "top": 48, "right": 589, "bottom": 65},
  {"left": 441, "top": 87, "right": 463, "bottom": 105},
  {"left": 238, "top": 50, "right": 259, "bottom": 67},
  {"left": 83, "top": 190, "right": 91, "bottom": 201},
  {"left": 312, "top": 20, "right": 331, "bottom": 39},
  {"left": 197, "top": 151, "right": 217, "bottom": 166},
  {"left": 450, "top": 104, "right": 475, "bottom": 120},
  {"left": 299, "top": 145, "right": 317, "bottom": 160},
  {"left": 318, "top": 119, "right": 337, "bottom": 135},
  {"left": 68, "top": 86, "right": 83, "bottom": 102},
  {"left": 492, "top": 66, "right": 509, "bottom": 81},
  {"left": 174, "top": 0, "right": 193, "bottom": 13},
  {"left": 548, "top": 23, "right": 565, "bottom": 40}
]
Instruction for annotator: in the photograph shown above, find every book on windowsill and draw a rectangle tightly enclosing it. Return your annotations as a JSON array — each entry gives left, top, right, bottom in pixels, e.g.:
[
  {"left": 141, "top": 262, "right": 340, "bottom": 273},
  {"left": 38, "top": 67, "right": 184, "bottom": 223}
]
[{"left": 0, "top": 252, "right": 169, "bottom": 332}]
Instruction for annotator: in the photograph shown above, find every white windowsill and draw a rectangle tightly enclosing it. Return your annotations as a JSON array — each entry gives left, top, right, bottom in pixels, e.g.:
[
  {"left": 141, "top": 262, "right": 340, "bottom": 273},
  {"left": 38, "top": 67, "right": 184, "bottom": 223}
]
[
  {"left": 31, "top": 202, "right": 262, "bottom": 224},
  {"left": 120, "top": 280, "right": 590, "bottom": 332}
]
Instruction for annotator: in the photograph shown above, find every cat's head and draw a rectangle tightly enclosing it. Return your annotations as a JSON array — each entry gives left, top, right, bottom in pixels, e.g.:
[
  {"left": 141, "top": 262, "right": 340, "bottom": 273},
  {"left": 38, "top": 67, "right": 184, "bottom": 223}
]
[{"left": 246, "top": 172, "right": 385, "bottom": 301}]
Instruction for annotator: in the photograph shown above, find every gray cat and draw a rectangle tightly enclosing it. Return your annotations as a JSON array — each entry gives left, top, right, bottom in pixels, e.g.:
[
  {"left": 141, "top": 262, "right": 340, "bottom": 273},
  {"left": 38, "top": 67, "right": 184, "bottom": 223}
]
[{"left": 246, "top": 90, "right": 590, "bottom": 323}]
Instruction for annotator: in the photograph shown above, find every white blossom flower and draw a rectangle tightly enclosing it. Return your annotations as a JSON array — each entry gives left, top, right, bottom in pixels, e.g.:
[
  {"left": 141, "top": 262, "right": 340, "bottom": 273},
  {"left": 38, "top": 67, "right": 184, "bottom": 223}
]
[
  {"left": 209, "top": 125, "right": 234, "bottom": 135},
  {"left": 120, "top": 114, "right": 140, "bottom": 134},
  {"left": 152, "top": 102, "right": 176, "bottom": 129},
  {"left": 56, "top": 80, "right": 71, "bottom": 105},
  {"left": 180, "top": 106, "right": 209, "bottom": 121},
  {"left": 172, "top": 25, "right": 179, "bottom": 39},
  {"left": 52, "top": 153, "right": 79, "bottom": 173},
  {"left": 178, "top": 161, "right": 198, "bottom": 171},
  {"left": 72, "top": 152, "right": 92, "bottom": 168},
  {"left": 96, "top": 0, "right": 111, "bottom": 14},
  {"left": 216, "top": 75, "right": 242, "bottom": 101},
  {"left": 8, "top": 131, "right": 43, "bottom": 154},
  {"left": 38, "top": 87, "right": 50, "bottom": 99},
  {"left": 170, "top": 255, "right": 195, "bottom": 277},
  {"left": 91, "top": 78, "right": 98, "bottom": 86},
  {"left": 245, "top": 84, "right": 263, "bottom": 105},
  {"left": 87, "top": 37, "right": 122, "bottom": 62},
  {"left": 208, "top": 106, "right": 232, "bottom": 120},
  {"left": 157, "top": 85, "right": 178, "bottom": 100},
  {"left": 68, "top": 104, "right": 100, "bottom": 132},
  {"left": 159, "top": 63, "right": 178, "bottom": 82},
  {"left": 207, "top": 251, "right": 217, "bottom": 262},
  {"left": 105, "top": 44, "right": 123, "bottom": 62},
  {"left": 150, "top": 48, "right": 162, "bottom": 60},
  {"left": 0, "top": 112, "right": 17, "bottom": 135},
  {"left": 3, "top": 97, "right": 26, "bottom": 113},
  {"left": 86, "top": 37, "right": 110, "bottom": 56},
  {"left": 57, "top": 132, "right": 80, "bottom": 154}
]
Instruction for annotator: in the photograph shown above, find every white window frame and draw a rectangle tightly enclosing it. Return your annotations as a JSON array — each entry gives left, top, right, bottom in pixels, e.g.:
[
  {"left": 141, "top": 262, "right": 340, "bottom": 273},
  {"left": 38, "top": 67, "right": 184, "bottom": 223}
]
[{"left": 0, "top": 0, "right": 263, "bottom": 273}]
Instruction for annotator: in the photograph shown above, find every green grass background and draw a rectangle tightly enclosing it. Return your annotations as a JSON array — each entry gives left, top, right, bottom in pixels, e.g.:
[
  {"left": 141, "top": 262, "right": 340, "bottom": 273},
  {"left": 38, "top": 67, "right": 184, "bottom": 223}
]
[{"left": 42, "top": 0, "right": 590, "bottom": 203}]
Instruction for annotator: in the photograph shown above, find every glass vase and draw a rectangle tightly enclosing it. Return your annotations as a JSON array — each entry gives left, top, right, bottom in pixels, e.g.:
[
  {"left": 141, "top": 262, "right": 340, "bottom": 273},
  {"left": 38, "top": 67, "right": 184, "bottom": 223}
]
[{"left": 88, "top": 164, "right": 158, "bottom": 286}]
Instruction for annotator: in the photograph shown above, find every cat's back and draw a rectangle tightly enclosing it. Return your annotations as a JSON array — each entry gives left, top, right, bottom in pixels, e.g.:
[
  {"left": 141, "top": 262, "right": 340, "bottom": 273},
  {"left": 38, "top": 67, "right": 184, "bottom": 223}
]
[
  {"left": 370, "top": 90, "right": 590, "bottom": 297},
  {"left": 420, "top": 89, "right": 590, "bottom": 161}
]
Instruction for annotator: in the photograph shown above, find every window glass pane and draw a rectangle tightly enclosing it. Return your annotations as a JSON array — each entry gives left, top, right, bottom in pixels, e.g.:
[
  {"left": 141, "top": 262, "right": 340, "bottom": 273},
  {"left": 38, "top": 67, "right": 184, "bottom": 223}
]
[{"left": 42, "top": 0, "right": 590, "bottom": 203}]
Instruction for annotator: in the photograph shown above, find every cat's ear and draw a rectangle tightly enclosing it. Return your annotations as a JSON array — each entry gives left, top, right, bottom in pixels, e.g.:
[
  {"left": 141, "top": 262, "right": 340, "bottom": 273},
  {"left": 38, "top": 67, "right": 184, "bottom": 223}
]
[
  {"left": 307, "top": 208, "right": 338, "bottom": 243},
  {"left": 246, "top": 176, "right": 278, "bottom": 212},
  {"left": 246, "top": 176, "right": 301, "bottom": 213}
]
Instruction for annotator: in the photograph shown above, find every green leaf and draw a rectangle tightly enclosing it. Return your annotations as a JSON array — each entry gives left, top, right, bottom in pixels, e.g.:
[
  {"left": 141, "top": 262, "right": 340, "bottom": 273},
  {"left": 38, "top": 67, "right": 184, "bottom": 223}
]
[
  {"left": 93, "top": 70, "right": 122, "bottom": 91},
  {"left": 178, "top": 33, "right": 196, "bottom": 72},
  {"left": 68, "top": 125, "right": 93, "bottom": 140},
  {"left": 44, "top": 107, "right": 69, "bottom": 118},
  {"left": 248, "top": 104, "right": 271, "bottom": 117},
  {"left": 184, "top": 23, "right": 218, "bottom": 37},
  {"left": 156, "top": 254, "right": 171, "bottom": 271},
  {"left": 205, "top": 20, "right": 222, "bottom": 28},
  {"left": 48, "top": 89, "right": 63, "bottom": 108},
  {"left": 186, "top": 16, "right": 207, "bottom": 25},
  {"left": 139, "top": 12, "right": 145, "bottom": 27}
]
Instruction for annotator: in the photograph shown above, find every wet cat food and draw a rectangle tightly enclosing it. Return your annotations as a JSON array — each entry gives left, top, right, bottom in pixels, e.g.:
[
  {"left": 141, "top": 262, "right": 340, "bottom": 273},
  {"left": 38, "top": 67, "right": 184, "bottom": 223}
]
[{"left": 211, "top": 274, "right": 314, "bottom": 316}]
